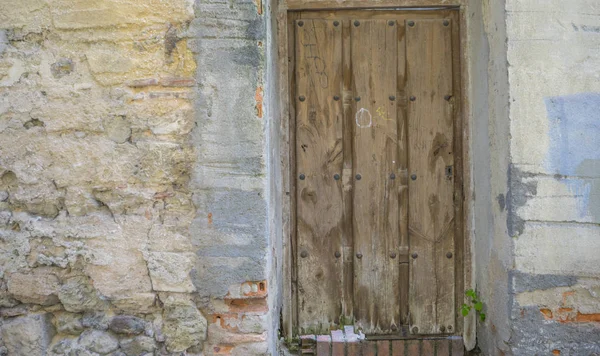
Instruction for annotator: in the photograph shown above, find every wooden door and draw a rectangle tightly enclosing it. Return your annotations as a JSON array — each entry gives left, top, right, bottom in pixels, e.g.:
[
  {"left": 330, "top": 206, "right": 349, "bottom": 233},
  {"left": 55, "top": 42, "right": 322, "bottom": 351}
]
[{"left": 292, "top": 10, "right": 461, "bottom": 336}]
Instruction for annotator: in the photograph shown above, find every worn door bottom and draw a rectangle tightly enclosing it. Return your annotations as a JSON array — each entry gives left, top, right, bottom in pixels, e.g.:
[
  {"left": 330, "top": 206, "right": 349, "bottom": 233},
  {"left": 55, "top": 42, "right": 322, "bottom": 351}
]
[{"left": 298, "top": 326, "right": 464, "bottom": 356}]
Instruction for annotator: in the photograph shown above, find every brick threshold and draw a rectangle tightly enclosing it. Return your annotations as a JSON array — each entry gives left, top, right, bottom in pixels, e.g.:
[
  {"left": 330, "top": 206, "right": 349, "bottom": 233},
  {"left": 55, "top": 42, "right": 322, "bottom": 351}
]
[{"left": 300, "top": 326, "right": 464, "bottom": 356}]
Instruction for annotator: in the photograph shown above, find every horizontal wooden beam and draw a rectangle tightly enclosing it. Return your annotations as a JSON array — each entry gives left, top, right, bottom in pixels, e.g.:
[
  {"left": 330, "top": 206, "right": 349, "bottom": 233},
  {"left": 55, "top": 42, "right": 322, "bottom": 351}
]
[{"left": 284, "top": 0, "right": 463, "bottom": 11}]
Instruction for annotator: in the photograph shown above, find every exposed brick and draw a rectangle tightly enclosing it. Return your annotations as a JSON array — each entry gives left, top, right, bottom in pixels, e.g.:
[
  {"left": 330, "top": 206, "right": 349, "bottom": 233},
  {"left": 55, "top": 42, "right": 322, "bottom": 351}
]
[
  {"left": 301, "top": 335, "right": 317, "bottom": 345},
  {"left": 450, "top": 337, "right": 464, "bottom": 356},
  {"left": 421, "top": 339, "right": 434, "bottom": 356},
  {"left": 436, "top": 339, "right": 450, "bottom": 356},
  {"left": 212, "top": 344, "right": 234, "bottom": 354},
  {"left": 362, "top": 341, "right": 376, "bottom": 356},
  {"left": 255, "top": 86, "right": 263, "bottom": 118},
  {"left": 240, "top": 281, "right": 268, "bottom": 298},
  {"left": 392, "top": 340, "right": 406, "bottom": 356},
  {"left": 574, "top": 312, "right": 600, "bottom": 323},
  {"left": 347, "top": 341, "right": 361, "bottom": 356},
  {"left": 301, "top": 335, "right": 317, "bottom": 355},
  {"left": 406, "top": 340, "right": 420, "bottom": 356},
  {"left": 224, "top": 297, "right": 268, "bottom": 313},
  {"left": 539, "top": 308, "right": 553, "bottom": 320},
  {"left": 317, "top": 335, "right": 332, "bottom": 356},
  {"left": 377, "top": 340, "right": 391, "bottom": 356}
]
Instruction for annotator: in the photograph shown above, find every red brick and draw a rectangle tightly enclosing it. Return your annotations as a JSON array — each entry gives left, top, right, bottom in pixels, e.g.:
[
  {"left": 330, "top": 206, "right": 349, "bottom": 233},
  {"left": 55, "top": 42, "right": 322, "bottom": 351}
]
[
  {"left": 224, "top": 297, "right": 268, "bottom": 313},
  {"left": 239, "top": 280, "right": 267, "bottom": 298},
  {"left": 451, "top": 337, "right": 464, "bottom": 356},
  {"left": 301, "top": 335, "right": 317, "bottom": 345},
  {"left": 421, "top": 340, "right": 434, "bottom": 356},
  {"left": 255, "top": 86, "right": 264, "bottom": 118},
  {"left": 392, "top": 340, "right": 405, "bottom": 356},
  {"left": 436, "top": 339, "right": 450, "bottom": 356},
  {"left": 377, "top": 340, "right": 391, "bottom": 356},
  {"left": 540, "top": 308, "right": 553, "bottom": 320},
  {"left": 347, "top": 340, "right": 361, "bottom": 356},
  {"left": 362, "top": 341, "right": 376, "bottom": 356},
  {"left": 406, "top": 340, "right": 420, "bottom": 356},
  {"left": 212, "top": 344, "right": 234, "bottom": 354},
  {"left": 317, "top": 335, "right": 331, "bottom": 356},
  {"left": 301, "top": 334, "right": 317, "bottom": 354}
]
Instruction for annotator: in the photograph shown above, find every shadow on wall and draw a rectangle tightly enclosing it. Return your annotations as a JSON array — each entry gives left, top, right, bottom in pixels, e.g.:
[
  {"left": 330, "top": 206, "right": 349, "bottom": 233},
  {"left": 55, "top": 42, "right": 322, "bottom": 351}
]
[{"left": 545, "top": 93, "right": 600, "bottom": 221}]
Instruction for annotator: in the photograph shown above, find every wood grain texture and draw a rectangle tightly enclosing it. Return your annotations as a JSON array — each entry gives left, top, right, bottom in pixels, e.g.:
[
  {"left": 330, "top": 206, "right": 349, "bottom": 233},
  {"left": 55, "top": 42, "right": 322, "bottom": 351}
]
[
  {"left": 280, "top": 8, "right": 293, "bottom": 338},
  {"left": 351, "top": 19, "right": 400, "bottom": 334},
  {"left": 396, "top": 18, "right": 410, "bottom": 326},
  {"left": 295, "top": 19, "right": 344, "bottom": 333},
  {"left": 340, "top": 17, "right": 355, "bottom": 321},
  {"left": 406, "top": 18, "right": 455, "bottom": 335}
]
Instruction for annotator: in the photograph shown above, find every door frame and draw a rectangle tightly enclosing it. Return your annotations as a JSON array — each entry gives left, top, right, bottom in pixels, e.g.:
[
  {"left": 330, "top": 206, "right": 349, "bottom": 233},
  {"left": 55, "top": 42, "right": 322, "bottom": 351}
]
[{"left": 275, "top": 0, "right": 473, "bottom": 341}]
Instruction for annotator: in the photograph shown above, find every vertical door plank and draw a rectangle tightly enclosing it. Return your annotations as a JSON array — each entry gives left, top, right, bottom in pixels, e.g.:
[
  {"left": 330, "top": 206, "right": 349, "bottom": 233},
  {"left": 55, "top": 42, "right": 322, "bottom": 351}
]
[
  {"left": 295, "top": 19, "right": 344, "bottom": 333},
  {"left": 396, "top": 18, "right": 410, "bottom": 326},
  {"left": 351, "top": 19, "right": 400, "bottom": 334},
  {"left": 406, "top": 18, "right": 455, "bottom": 335},
  {"left": 341, "top": 18, "right": 355, "bottom": 321}
]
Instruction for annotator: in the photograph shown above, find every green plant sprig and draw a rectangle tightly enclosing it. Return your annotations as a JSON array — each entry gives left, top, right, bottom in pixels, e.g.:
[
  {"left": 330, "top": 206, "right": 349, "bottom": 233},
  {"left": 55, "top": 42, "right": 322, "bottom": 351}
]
[{"left": 461, "top": 289, "right": 486, "bottom": 322}]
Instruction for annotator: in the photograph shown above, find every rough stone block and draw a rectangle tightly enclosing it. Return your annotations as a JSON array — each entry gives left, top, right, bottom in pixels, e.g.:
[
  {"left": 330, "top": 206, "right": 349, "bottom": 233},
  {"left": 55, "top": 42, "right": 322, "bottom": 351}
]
[
  {"left": 109, "top": 315, "right": 146, "bottom": 335},
  {"left": 78, "top": 329, "right": 119, "bottom": 354},
  {"left": 0, "top": 313, "right": 56, "bottom": 356},
  {"left": 111, "top": 293, "right": 158, "bottom": 314},
  {"left": 55, "top": 312, "right": 85, "bottom": 335},
  {"left": 147, "top": 252, "right": 196, "bottom": 293},
  {"left": 7, "top": 268, "right": 60, "bottom": 305},
  {"left": 51, "top": 0, "right": 194, "bottom": 30},
  {"left": 119, "top": 335, "right": 157, "bottom": 355},
  {"left": 0, "top": 0, "right": 51, "bottom": 32},
  {"left": 162, "top": 295, "right": 207, "bottom": 352},
  {"left": 58, "top": 275, "right": 108, "bottom": 313}
]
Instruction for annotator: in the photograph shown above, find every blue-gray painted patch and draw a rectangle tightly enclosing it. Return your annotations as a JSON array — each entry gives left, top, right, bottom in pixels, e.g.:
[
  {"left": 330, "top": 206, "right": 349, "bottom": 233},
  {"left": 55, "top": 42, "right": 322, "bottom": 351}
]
[
  {"left": 545, "top": 93, "right": 600, "bottom": 176},
  {"left": 545, "top": 93, "right": 600, "bottom": 219}
]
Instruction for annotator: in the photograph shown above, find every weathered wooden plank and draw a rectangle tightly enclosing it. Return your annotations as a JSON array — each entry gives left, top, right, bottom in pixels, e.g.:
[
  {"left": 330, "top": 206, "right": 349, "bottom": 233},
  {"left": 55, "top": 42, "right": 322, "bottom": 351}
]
[
  {"left": 450, "top": 9, "right": 465, "bottom": 337},
  {"left": 341, "top": 18, "right": 355, "bottom": 321},
  {"left": 406, "top": 18, "right": 455, "bottom": 335},
  {"left": 396, "top": 18, "right": 410, "bottom": 326},
  {"left": 281, "top": 8, "right": 293, "bottom": 339},
  {"left": 351, "top": 19, "right": 400, "bottom": 334},
  {"left": 295, "top": 18, "right": 344, "bottom": 333}
]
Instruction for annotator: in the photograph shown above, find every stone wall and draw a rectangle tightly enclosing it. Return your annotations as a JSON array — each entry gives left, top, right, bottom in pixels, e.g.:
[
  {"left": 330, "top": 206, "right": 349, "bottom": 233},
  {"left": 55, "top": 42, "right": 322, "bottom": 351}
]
[
  {"left": 475, "top": 0, "right": 600, "bottom": 355},
  {"left": 0, "top": 0, "right": 271, "bottom": 355},
  {"left": 505, "top": 0, "right": 600, "bottom": 354},
  {"left": 2, "top": 0, "right": 600, "bottom": 355}
]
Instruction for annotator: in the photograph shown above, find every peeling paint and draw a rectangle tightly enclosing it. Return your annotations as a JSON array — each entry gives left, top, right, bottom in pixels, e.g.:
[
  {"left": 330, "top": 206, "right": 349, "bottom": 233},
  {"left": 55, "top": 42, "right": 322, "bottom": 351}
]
[
  {"left": 511, "top": 271, "right": 577, "bottom": 293},
  {"left": 506, "top": 164, "right": 537, "bottom": 237},
  {"left": 545, "top": 93, "right": 600, "bottom": 220}
]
